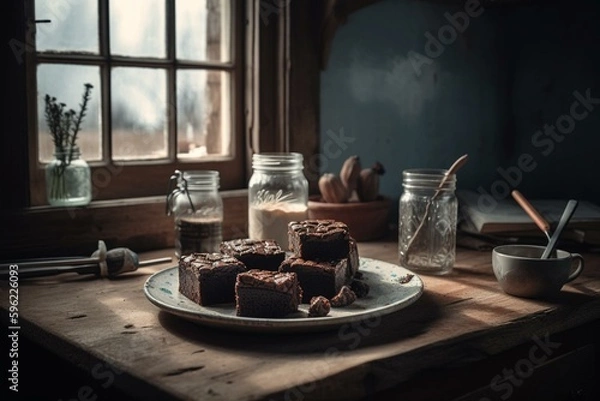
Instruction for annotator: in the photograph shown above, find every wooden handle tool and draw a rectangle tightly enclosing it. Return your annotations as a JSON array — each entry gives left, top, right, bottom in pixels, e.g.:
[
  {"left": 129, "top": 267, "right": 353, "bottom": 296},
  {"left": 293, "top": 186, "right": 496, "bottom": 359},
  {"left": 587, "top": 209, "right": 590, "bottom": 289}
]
[
  {"left": 511, "top": 190, "right": 551, "bottom": 241},
  {"left": 0, "top": 241, "right": 172, "bottom": 280}
]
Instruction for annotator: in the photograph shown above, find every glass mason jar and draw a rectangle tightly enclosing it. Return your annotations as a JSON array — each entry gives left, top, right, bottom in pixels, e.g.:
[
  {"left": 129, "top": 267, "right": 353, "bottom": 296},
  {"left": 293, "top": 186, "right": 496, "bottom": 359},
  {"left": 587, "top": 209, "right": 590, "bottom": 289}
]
[
  {"left": 398, "top": 169, "right": 457, "bottom": 275},
  {"left": 45, "top": 146, "right": 92, "bottom": 207},
  {"left": 166, "top": 170, "right": 223, "bottom": 258},
  {"left": 248, "top": 153, "right": 308, "bottom": 250}
]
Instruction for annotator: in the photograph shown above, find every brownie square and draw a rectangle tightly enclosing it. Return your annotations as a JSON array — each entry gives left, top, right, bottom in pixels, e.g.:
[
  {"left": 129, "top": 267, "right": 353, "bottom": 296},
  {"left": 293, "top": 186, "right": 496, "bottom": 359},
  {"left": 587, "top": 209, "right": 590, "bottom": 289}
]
[
  {"left": 235, "top": 270, "right": 302, "bottom": 318},
  {"left": 179, "top": 253, "right": 247, "bottom": 306},
  {"left": 288, "top": 220, "right": 350, "bottom": 260},
  {"left": 279, "top": 257, "right": 348, "bottom": 303},
  {"left": 220, "top": 238, "right": 286, "bottom": 271}
]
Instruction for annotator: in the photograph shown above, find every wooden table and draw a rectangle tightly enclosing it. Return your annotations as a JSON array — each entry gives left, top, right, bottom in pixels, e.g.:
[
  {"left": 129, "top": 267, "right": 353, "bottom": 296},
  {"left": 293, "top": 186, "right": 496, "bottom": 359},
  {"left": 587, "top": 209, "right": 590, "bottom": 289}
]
[{"left": 2, "top": 241, "right": 600, "bottom": 401}]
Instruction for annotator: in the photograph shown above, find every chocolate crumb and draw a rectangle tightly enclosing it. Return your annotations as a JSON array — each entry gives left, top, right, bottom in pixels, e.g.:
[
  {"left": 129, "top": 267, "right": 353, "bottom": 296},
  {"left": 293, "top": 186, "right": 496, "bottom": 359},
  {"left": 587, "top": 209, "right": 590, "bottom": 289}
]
[
  {"left": 330, "top": 286, "right": 357, "bottom": 307},
  {"left": 398, "top": 274, "right": 414, "bottom": 284},
  {"left": 308, "top": 296, "right": 331, "bottom": 317}
]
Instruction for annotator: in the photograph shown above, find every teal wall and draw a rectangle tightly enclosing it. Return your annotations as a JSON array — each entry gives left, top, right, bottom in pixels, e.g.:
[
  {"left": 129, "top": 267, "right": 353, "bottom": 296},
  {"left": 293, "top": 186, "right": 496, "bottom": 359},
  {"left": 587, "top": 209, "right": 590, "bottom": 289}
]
[{"left": 320, "top": 0, "right": 600, "bottom": 210}]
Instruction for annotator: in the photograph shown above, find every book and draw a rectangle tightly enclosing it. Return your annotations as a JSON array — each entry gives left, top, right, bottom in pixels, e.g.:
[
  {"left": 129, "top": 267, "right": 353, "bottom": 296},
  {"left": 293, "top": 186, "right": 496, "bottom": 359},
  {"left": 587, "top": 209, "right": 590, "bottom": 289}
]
[
  {"left": 459, "top": 220, "right": 586, "bottom": 242},
  {"left": 457, "top": 190, "right": 600, "bottom": 234}
]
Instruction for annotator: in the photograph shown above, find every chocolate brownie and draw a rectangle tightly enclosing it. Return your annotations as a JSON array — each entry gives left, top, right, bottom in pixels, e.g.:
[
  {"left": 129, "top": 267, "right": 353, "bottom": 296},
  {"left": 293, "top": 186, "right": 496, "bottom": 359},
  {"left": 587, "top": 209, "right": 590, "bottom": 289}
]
[
  {"left": 235, "top": 270, "right": 302, "bottom": 318},
  {"left": 288, "top": 220, "right": 350, "bottom": 260},
  {"left": 279, "top": 256, "right": 348, "bottom": 303},
  {"left": 220, "top": 238, "right": 285, "bottom": 271},
  {"left": 179, "top": 253, "right": 247, "bottom": 306}
]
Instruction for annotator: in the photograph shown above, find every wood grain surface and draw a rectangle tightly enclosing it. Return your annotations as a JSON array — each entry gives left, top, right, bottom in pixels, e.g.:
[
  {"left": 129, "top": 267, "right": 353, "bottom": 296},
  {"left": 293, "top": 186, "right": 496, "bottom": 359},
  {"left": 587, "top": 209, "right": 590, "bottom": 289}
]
[{"left": 1, "top": 242, "right": 599, "bottom": 401}]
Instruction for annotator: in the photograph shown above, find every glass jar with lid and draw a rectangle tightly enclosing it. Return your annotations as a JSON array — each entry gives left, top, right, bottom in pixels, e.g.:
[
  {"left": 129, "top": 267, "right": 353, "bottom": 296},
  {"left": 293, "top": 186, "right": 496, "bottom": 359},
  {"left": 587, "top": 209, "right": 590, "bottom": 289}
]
[
  {"left": 248, "top": 153, "right": 309, "bottom": 250},
  {"left": 398, "top": 169, "right": 457, "bottom": 275},
  {"left": 166, "top": 170, "right": 223, "bottom": 258}
]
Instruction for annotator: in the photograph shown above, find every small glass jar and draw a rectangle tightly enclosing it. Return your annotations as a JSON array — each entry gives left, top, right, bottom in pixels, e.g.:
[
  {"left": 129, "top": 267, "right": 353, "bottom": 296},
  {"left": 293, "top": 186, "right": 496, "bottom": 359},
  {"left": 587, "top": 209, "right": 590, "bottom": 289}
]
[
  {"left": 398, "top": 169, "right": 457, "bottom": 275},
  {"left": 248, "top": 153, "right": 308, "bottom": 250},
  {"left": 45, "top": 146, "right": 92, "bottom": 207},
  {"left": 166, "top": 170, "right": 223, "bottom": 258}
]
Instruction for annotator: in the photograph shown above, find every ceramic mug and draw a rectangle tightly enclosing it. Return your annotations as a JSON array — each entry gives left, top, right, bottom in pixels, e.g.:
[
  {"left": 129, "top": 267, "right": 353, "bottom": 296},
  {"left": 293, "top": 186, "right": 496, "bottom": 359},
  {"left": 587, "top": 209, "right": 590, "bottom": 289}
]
[{"left": 492, "top": 244, "right": 584, "bottom": 298}]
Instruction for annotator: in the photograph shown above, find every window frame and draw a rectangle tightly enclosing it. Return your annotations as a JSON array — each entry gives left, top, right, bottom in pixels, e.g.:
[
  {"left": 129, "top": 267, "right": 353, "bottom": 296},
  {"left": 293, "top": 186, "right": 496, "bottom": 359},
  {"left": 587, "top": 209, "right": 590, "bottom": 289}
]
[
  {"left": 26, "top": 0, "right": 246, "bottom": 206},
  {"left": 2, "top": 0, "right": 326, "bottom": 259}
]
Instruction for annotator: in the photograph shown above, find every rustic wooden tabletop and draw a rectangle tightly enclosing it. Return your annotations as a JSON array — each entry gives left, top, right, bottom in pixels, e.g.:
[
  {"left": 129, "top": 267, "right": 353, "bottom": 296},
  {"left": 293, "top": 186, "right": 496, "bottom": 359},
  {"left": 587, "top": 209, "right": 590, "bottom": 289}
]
[{"left": 1, "top": 241, "right": 599, "bottom": 401}]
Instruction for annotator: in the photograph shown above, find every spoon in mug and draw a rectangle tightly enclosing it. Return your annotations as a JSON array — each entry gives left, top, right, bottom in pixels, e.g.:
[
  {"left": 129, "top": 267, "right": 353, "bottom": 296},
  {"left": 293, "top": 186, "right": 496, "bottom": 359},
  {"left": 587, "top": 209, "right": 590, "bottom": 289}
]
[
  {"left": 511, "top": 191, "right": 578, "bottom": 259},
  {"left": 541, "top": 199, "right": 578, "bottom": 259}
]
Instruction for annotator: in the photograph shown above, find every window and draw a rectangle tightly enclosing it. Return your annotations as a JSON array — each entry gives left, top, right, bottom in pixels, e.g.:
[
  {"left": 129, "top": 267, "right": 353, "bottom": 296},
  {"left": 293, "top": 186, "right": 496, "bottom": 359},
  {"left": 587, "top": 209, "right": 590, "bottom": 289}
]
[
  {"left": 28, "top": 0, "right": 244, "bottom": 205},
  {"left": 3, "top": 0, "right": 322, "bottom": 257}
]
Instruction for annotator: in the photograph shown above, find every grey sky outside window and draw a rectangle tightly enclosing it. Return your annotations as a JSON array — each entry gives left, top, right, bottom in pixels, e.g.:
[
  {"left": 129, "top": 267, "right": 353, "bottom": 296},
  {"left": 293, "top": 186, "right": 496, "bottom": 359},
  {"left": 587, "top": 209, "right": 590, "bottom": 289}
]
[
  {"left": 176, "top": 0, "right": 230, "bottom": 62},
  {"left": 112, "top": 67, "right": 168, "bottom": 160},
  {"left": 177, "top": 70, "right": 231, "bottom": 158},
  {"left": 37, "top": 63, "right": 102, "bottom": 162},
  {"left": 110, "top": 0, "right": 166, "bottom": 58},
  {"left": 35, "top": 0, "right": 98, "bottom": 54},
  {"left": 35, "top": 0, "right": 233, "bottom": 164}
]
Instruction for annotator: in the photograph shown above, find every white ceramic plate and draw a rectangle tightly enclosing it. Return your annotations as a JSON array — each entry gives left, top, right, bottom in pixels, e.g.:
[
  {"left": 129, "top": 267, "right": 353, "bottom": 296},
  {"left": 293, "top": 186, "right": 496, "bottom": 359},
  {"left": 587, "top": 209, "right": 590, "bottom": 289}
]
[{"left": 144, "top": 257, "right": 423, "bottom": 333}]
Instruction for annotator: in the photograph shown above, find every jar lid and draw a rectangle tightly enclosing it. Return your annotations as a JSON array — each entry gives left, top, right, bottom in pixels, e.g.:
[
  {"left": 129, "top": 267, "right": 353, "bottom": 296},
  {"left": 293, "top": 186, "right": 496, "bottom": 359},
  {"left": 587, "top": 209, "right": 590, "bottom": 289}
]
[
  {"left": 165, "top": 170, "right": 220, "bottom": 215},
  {"left": 252, "top": 153, "right": 304, "bottom": 172},
  {"left": 182, "top": 170, "right": 220, "bottom": 188},
  {"left": 402, "top": 169, "right": 456, "bottom": 190}
]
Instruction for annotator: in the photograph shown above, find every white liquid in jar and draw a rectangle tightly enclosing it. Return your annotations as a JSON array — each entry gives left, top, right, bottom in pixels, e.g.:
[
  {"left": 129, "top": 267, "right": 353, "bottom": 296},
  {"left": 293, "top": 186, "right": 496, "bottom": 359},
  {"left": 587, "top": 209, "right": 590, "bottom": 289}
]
[{"left": 248, "top": 203, "right": 308, "bottom": 250}]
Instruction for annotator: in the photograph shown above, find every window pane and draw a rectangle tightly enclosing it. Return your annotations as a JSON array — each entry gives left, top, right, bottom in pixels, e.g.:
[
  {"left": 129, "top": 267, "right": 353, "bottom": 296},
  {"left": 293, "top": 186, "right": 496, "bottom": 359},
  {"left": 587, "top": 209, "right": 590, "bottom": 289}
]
[
  {"left": 110, "top": 0, "right": 166, "bottom": 58},
  {"left": 177, "top": 70, "right": 231, "bottom": 159},
  {"left": 37, "top": 64, "right": 102, "bottom": 162},
  {"left": 176, "top": 0, "right": 231, "bottom": 62},
  {"left": 35, "top": 0, "right": 98, "bottom": 53},
  {"left": 112, "top": 68, "right": 167, "bottom": 160}
]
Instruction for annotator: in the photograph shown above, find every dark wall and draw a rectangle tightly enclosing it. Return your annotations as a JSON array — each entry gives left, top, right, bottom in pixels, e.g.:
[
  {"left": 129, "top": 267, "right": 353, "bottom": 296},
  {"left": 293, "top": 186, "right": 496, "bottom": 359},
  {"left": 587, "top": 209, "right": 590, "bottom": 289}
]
[{"left": 320, "top": 0, "right": 600, "bottom": 207}]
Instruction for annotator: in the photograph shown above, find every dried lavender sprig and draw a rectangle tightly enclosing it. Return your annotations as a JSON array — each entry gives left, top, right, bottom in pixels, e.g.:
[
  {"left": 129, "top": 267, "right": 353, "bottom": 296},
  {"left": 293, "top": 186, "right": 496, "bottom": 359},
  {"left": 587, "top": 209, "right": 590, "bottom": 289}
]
[
  {"left": 43, "top": 83, "right": 93, "bottom": 166},
  {"left": 69, "top": 83, "right": 93, "bottom": 151},
  {"left": 44, "top": 96, "right": 63, "bottom": 150}
]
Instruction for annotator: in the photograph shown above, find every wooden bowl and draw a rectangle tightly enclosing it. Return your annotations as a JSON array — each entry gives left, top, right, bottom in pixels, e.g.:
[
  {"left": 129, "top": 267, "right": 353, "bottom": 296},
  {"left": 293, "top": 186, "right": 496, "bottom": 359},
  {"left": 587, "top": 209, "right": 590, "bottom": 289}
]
[{"left": 307, "top": 195, "right": 392, "bottom": 241}]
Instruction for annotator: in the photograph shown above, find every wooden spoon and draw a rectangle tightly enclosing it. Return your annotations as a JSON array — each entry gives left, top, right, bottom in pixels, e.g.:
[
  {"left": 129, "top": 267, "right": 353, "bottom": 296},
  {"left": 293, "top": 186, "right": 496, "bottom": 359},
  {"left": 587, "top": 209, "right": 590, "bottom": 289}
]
[{"left": 511, "top": 190, "right": 552, "bottom": 242}]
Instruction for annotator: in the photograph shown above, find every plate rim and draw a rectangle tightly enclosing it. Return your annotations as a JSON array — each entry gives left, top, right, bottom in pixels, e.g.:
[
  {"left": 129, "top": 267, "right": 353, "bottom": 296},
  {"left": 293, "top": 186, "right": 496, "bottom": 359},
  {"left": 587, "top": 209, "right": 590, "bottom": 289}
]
[{"left": 143, "top": 257, "right": 424, "bottom": 332}]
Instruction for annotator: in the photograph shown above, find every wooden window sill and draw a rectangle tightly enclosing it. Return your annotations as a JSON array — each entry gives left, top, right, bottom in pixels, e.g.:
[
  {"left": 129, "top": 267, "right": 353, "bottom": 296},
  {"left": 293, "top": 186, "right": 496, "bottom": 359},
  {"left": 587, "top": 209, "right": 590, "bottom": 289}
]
[{"left": 0, "top": 189, "right": 249, "bottom": 260}]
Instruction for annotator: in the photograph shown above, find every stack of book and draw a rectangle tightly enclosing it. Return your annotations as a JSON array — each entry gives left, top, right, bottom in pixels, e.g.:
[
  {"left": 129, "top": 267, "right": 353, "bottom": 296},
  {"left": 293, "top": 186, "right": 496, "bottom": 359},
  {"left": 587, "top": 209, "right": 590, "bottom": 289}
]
[{"left": 457, "top": 190, "right": 600, "bottom": 251}]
